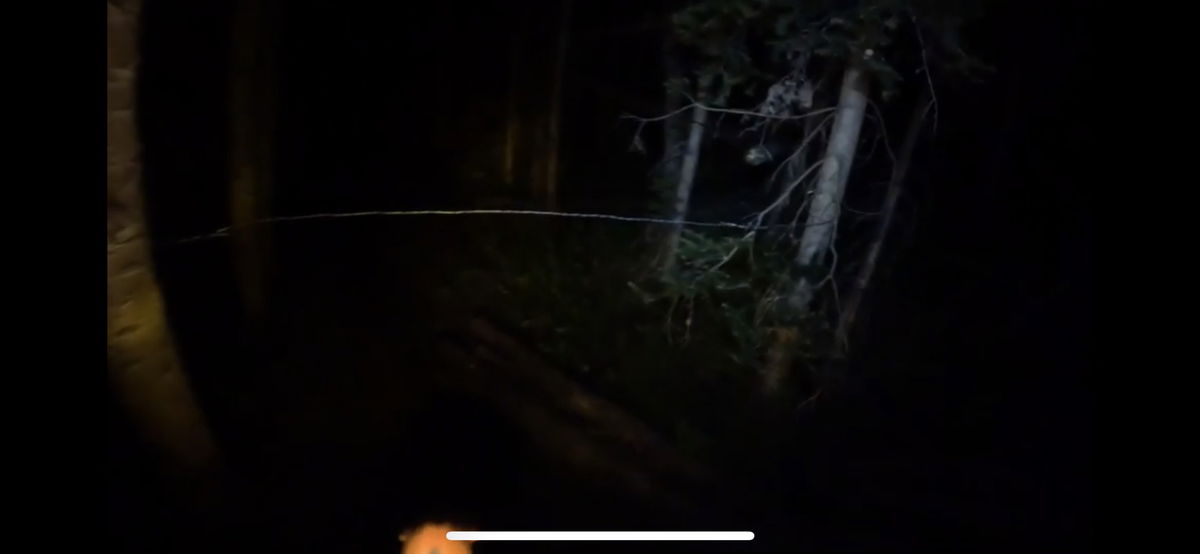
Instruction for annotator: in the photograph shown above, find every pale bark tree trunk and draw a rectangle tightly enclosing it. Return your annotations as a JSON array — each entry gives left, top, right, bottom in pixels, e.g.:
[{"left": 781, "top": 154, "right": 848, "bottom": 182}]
[
  {"left": 761, "top": 61, "right": 870, "bottom": 396},
  {"left": 543, "top": 0, "right": 572, "bottom": 210},
  {"left": 835, "top": 94, "right": 930, "bottom": 354},
  {"left": 787, "top": 61, "right": 871, "bottom": 311},
  {"left": 107, "top": 0, "right": 219, "bottom": 475},
  {"left": 660, "top": 103, "right": 708, "bottom": 275},
  {"left": 229, "top": 0, "right": 276, "bottom": 327}
]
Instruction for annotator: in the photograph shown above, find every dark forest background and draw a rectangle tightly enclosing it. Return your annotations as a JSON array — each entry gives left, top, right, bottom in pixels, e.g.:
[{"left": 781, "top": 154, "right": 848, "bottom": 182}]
[{"left": 109, "top": 1, "right": 1092, "bottom": 552}]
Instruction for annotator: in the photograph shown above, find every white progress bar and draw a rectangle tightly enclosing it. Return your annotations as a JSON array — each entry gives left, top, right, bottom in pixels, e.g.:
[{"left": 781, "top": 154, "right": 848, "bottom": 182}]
[{"left": 446, "top": 531, "right": 754, "bottom": 541}]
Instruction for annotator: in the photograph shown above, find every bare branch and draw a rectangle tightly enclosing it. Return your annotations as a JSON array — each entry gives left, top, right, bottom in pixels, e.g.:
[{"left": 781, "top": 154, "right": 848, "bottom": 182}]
[
  {"left": 750, "top": 159, "right": 827, "bottom": 232},
  {"left": 628, "top": 119, "right": 648, "bottom": 153},
  {"left": 868, "top": 100, "right": 897, "bottom": 169},
  {"left": 862, "top": 124, "right": 883, "bottom": 162},
  {"left": 681, "top": 91, "right": 839, "bottom": 122},
  {"left": 620, "top": 103, "right": 696, "bottom": 123},
  {"left": 818, "top": 234, "right": 842, "bottom": 338},
  {"left": 815, "top": 236, "right": 838, "bottom": 291},
  {"left": 784, "top": 190, "right": 816, "bottom": 239},
  {"left": 795, "top": 388, "right": 822, "bottom": 412},
  {"left": 707, "top": 242, "right": 741, "bottom": 275},
  {"left": 843, "top": 203, "right": 885, "bottom": 217},
  {"left": 624, "top": 100, "right": 837, "bottom": 124},
  {"left": 763, "top": 113, "right": 835, "bottom": 195},
  {"left": 909, "top": 9, "right": 939, "bottom": 134}
]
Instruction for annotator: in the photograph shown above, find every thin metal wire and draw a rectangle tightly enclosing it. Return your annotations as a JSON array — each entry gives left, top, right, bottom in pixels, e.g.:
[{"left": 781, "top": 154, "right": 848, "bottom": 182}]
[{"left": 169, "top": 208, "right": 767, "bottom": 245}]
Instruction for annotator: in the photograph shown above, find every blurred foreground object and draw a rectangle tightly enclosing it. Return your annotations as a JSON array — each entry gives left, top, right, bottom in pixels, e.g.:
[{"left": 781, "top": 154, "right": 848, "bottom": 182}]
[
  {"left": 400, "top": 522, "right": 473, "bottom": 554},
  {"left": 107, "top": 0, "right": 219, "bottom": 479}
]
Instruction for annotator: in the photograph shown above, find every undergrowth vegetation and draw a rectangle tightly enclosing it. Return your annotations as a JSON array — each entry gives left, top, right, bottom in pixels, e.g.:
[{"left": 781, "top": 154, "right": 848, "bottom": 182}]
[{"left": 448, "top": 217, "right": 828, "bottom": 467}]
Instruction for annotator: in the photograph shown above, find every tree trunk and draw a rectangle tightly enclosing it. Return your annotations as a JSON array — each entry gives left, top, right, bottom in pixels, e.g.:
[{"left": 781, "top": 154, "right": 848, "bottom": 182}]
[
  {"left": 761, "top": 61, "right": 869, "bottom": 397},
  {"left": 835, "top": 95, "right": 930, "bottom": 354},
  {"left": 543, "top": 0, "right": 572, "bottom": 210},
  {"left": 787, "top": 61, "right": 871, "bottom": 312},
  {"left": 503, "top": 32, "right": 521, "bottom": 188},
  {"left": 229, "top": 0, "right": 277, "bottom": 327},
  {"left": 761, "top": 327, "right": 799, "bottom": 394},
  {"left": 107, "top": 0, "right": 218, "bottom": 475},
  {"left": 660, "top": 103, "right": 708, "bottom": 275}
]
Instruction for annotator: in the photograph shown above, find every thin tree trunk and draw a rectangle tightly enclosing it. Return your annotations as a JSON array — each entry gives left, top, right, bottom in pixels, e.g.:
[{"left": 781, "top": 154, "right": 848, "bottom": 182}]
[
  {"left": 543, "top": 0, "right": 572, "bottom": 210},
  {"left": 787, "top": 61, "right": 871, "bottom": 312},
  {"left": 107, "top": 0, "right": 219, "bottom": 475},
  {"left": 503, "top": 32, "right": 521, "bottom": 187},
  {"left": 660, "top": 104, "right": 708, "bottom": 275},
  {"left": 835, "top": 95, "right": 930, "bottom": 354},
  {"left": 229, "top": 0, "right": 276, "bottom": 327}
]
